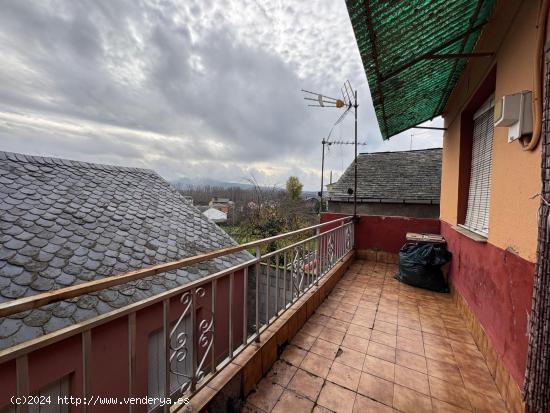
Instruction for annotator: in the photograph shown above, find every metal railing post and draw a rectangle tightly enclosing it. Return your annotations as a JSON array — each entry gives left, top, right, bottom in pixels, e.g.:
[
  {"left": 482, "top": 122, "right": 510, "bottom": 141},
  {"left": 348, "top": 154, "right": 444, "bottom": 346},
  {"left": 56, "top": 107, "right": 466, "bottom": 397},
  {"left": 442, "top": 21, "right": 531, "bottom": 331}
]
[
  {"left": 255, "top": 246, "right": 261, "bottom": 343},
  {"left": 211, "top": 279, "right": 217, "bottom": 373},
  {"left": 243, "top": 267, "right": 248, "bottom": 345}
]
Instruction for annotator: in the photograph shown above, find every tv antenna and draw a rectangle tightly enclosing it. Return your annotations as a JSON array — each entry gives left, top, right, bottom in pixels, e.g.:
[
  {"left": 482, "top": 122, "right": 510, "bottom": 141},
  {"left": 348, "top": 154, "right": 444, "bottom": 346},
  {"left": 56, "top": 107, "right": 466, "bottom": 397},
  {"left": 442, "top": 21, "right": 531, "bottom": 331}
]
[{"left": 302, "top": 81, "right": 359, "bottom": 215}]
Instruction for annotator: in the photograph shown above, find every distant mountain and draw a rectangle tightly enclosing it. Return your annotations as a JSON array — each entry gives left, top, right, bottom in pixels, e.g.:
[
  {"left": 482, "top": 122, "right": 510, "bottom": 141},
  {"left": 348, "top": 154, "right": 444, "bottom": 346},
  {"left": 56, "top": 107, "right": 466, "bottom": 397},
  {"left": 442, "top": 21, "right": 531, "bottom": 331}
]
[
  {"left": 171, "top": 177, "right": 319, "bottom": 196},
  {"left": 170, "top": 177, "right": 256, "bottom": 190}
]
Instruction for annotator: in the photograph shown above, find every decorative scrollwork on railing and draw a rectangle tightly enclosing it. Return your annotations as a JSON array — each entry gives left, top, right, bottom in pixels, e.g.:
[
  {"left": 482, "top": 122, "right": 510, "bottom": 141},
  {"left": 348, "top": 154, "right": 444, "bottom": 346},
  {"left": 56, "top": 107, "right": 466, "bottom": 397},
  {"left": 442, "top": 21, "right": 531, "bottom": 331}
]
[
  {"left": 345, "top": 225, "right": 352, "bottom": 252},
  {"left": 169, "top": 287, "right": 214, "bottom": 395},
  {"left": 291, "top": 246, "right": 305, "bottom": 297},
  {"left": 327, "top": 234, "right": 335, "bottom": 265},
  {"left": 195, "top": 314, "right": 214, "bottom": 383},
  {"left": 169, "top": 291, "right": 193, "bottom": 393}
]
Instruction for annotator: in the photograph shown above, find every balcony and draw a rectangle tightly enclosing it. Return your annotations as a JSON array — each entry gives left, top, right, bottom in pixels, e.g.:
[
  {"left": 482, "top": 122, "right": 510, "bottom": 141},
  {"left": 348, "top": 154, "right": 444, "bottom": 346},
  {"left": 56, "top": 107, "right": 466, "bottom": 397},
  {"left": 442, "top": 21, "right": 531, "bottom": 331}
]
[
  {"left": 0, "top": 215, "right": 516, "bottom": 413},
  {"left": 242, "top": 259, "right": 507, "bottom": 413}
]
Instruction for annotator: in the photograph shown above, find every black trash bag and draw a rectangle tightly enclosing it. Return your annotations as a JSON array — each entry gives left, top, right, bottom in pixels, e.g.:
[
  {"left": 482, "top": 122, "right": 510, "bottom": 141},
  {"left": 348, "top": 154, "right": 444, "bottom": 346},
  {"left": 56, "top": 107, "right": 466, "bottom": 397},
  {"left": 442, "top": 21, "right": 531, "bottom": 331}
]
[{"left": 394, "top": 242, "right": 452, "bottom": 293}]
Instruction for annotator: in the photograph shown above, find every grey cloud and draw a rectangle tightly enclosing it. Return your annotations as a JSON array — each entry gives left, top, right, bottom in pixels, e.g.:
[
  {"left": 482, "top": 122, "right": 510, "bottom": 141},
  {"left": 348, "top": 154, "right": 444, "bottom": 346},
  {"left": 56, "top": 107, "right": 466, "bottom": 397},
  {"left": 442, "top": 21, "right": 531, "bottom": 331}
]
[{"left": 0, "top": 0, "right": 442, "bottom": 190}]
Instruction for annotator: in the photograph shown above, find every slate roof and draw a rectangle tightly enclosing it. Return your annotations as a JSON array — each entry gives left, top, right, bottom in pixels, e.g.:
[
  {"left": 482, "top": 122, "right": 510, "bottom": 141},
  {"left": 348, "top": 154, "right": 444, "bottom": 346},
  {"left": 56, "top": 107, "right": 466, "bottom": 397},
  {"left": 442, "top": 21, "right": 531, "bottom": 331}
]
[
  {"left": 0, "top": 151, "right": 251, "bottom": 350},
  {"left": 329, "top": 148, "right": 442, "bottom": 202}
]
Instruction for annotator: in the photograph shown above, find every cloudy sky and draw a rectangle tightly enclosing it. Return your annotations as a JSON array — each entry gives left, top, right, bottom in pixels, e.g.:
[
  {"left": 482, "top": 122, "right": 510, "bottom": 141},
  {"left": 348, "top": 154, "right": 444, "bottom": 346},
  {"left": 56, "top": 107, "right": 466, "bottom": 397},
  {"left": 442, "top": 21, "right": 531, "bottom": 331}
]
[{"left": 0, "top": 0, "right": 442, "bottom": 190}]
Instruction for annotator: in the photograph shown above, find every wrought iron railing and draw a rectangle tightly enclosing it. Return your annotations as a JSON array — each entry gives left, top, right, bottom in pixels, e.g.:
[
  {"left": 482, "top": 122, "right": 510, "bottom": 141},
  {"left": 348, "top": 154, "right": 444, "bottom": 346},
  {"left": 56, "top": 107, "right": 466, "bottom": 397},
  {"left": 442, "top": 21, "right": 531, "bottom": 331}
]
[{"left": 0, "top": 217, "right": 354, "bottom": 412}]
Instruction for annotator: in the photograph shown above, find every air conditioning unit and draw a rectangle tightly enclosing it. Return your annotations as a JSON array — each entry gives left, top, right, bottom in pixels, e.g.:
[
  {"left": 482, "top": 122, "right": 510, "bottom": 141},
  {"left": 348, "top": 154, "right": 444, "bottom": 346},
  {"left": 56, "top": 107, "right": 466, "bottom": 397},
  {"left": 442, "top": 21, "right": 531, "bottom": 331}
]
[{"left": 494, "top": 91, "right": 533, "bottom": 143}]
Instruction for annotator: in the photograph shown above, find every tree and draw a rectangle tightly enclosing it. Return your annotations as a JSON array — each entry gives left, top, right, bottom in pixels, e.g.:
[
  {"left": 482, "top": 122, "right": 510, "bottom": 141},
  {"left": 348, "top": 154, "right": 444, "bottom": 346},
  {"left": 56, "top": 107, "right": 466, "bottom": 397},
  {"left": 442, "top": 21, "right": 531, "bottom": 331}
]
[{"left": 286, "top": 176, "right": 303, "bottom": 202}]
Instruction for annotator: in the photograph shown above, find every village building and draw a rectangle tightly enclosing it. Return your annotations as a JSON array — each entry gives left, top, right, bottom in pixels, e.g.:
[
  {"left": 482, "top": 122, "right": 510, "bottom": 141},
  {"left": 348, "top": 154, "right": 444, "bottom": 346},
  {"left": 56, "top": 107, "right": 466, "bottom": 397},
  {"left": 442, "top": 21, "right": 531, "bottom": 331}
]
[{"left": 327, "top": 148, "right": 442, "bottom": 218}]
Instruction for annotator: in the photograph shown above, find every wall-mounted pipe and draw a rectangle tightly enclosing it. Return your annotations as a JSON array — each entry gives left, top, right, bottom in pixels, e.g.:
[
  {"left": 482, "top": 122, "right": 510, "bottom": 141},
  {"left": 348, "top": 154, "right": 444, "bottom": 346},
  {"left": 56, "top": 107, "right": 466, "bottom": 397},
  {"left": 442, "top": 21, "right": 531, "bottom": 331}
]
[{"left": 521, "top": 0, "right": 549, "bottom": 151}]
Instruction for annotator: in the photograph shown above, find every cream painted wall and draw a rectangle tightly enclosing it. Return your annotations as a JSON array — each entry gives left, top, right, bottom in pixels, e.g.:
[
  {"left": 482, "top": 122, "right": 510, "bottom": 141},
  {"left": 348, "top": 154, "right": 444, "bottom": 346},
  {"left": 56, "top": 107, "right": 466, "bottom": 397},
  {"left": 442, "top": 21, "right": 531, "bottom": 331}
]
[{"left": 441, "top": 0, "right": 541, "bottom": 262}]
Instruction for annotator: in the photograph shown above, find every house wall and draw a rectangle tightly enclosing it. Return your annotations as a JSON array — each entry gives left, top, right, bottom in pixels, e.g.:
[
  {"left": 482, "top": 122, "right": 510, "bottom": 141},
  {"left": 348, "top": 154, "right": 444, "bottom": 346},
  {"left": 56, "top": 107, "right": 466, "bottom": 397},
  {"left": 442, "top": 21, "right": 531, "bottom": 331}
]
[
  {"left": 327, "top": 201, "right": 439, "bottom": 218},
  {"left": 0, "top": 270, "right": 245, "bottom": 413},
  {"left": 440, "top": 0, "right": 542, "bottom": 388}
]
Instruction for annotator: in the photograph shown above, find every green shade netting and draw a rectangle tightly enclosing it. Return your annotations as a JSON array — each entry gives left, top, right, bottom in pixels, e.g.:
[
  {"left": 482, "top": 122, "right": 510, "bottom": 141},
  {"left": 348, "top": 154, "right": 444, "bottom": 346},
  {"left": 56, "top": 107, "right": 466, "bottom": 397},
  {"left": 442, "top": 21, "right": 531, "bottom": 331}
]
[{"left": 346, "top": 0, "right": 496, "bottom": 139}]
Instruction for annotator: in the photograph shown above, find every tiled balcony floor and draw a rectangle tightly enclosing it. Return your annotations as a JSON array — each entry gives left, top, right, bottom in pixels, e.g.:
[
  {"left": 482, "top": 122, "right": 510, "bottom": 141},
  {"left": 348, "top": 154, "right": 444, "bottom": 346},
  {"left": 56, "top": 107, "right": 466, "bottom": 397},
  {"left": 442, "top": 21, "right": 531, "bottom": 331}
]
[{"left": 243, "top": 259, "right": 508, "bottom": 413}]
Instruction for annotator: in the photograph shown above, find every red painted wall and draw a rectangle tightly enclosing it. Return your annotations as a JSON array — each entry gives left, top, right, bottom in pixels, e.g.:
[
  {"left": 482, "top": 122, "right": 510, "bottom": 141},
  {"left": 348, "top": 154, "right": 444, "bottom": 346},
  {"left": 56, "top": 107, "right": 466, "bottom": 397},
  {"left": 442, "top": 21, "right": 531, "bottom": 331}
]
[
  {"left": 441, "top": 222, "right": 534, "bottom": 386},
  {"left": 0, "top": 269, "right": 245, "bottom": 412},
  {"left": 321, "top": 213, "right": 441, "bottom": 254}
]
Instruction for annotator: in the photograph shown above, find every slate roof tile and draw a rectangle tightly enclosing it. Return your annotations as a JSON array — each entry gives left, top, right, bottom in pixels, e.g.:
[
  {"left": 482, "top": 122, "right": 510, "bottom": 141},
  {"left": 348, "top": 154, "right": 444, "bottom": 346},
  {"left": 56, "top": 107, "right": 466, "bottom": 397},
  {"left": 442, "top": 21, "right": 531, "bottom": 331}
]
[
  {"left": 329, "top": 148, "right": 442, "bottom": 202},
  {"left": 0, "top": 151, "right": 251, "bottom": 350}
]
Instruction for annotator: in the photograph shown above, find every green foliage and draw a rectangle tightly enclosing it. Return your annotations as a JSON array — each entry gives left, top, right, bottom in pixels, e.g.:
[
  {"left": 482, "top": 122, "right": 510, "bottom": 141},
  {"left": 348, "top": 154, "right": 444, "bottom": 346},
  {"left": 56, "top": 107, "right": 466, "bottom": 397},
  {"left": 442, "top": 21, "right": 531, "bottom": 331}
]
[{"left": 285, "top": 176, "right": 303, "bottom": 201}]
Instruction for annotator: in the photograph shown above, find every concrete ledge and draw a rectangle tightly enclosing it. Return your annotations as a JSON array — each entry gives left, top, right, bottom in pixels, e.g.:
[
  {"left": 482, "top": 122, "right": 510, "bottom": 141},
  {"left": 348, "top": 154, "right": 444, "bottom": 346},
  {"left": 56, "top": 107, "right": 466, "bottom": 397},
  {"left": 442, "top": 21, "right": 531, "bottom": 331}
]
[
  {"left": 450, "top": 283, "right": 525, "bottom": 413},
  {"left": 183, "top": 251, "right": 355, "bottom": 413}
]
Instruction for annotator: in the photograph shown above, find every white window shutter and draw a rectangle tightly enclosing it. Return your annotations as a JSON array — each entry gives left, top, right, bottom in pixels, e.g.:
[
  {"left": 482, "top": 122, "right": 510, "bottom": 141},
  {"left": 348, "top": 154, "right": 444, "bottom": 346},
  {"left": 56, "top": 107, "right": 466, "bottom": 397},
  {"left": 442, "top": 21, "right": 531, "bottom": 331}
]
[{"left": 464, "top": 98, "right": 494, "bottom": 237}]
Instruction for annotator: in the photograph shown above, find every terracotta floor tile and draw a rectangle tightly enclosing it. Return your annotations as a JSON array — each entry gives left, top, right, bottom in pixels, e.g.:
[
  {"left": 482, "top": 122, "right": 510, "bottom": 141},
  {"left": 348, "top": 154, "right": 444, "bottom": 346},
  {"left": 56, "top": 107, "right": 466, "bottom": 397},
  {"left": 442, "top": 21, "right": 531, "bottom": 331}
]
[
  {"left": 352, "top": 315, "right": 375, "bottom": 329},
  {"left": 347, "top": 324, "right": 372, "bottom": 340},
  {"left": 281, "top": 345, "right": 307, "bottom": 367},
  {"left": 310, "top": 338, "right": 340, "bottom": 360},
  {"left": 376, "top": 311, "right": 398, "bottom": 324},
  {"left": 325, "top": 317, "right": 350, "bottom": 333},
  {"left": 358, "top": 372, "right": 394, "bottom": 406},
  {"left": 466, "top": 390, "right": 509, "bottom": 413},
  {"left": 394, "top": 364, "right": 430, "bottom": 395},
  {"left": 368, "top": 341, "right": 396, "bottom": 363},
  {"left": 397, "top": 317, "right": 422, "bottom": 331},
  {"left": 460, "top": 367, "right": 501, "bottom": 399},
  {"left": 426, "top": 359, "right": 463, "bottom": 385},
  {"left": 301, "top": 321, "right": 325, "bottom": 338},
  {"left": 319, "top": 327, "right": 346, "bottom": 345},
  {"left": 449, "top": 341, "right": 484, "bottom": 360},
  {"left": 396, "top": 335, "right": 425, "bottom": 356},
  {"left": 423, "top": 332, "right": 451, "bottom": 348},
  {"left": 244, "top": 261, "right": 507, "bottom": 413},
  {"left": 446, "top": 327, "right": 475, "bottom": 344},
  {"left": 371, "top": 330, "right": 397, "bottom": 348},
  {"left": 429, "top": 376, "right": 472, "bottom": 410},
  {"left": 358, "top": 300, "right": 379, "bottom": 310},
  {"left": 327, "top": 361, "right": 362, "bottom": 391},
  {"left": 335, "top": 346, "right": 365, "bottom": 369},
  {"left": 266, "top": 360, "right": 298, "bottom": 387},
  {"left": 287, "top": 368, "right": 324, "bottom": 401},
  {"left": 333, "top": 309, "right": 354, "bottom": 322},
  {"left": 317, "top": 381, "right": 357, "bottom": 413},
  {"left": 420, "top": 321, "right": 447, "bottom": 336},
  {"left": 300, "top": 351, "right": 333, "bottom": 379},
  {"left": 272, "top": 390, "right": 314, "bottom": 413},
  {"left": 340, "top": 302, "right": 358, "bottom": 314},
  {"left": 313, "top": 404, "right": 336, "bottom": 413},
  {"left": 397, "top": 325, "right": 423, "bottom": 340},
  {"left": 353, "top": 394, "right": 394, "bottom": 413},
  {"left": 392, "top": 384, "right": 433, "bottom": 413},
  {"left": 374, "top": 320, "right": 398, "bottom": 335},
  {"left": 317, "top": 305, "right": 335, "bottom": 317},
  {"left": 431, "top": 398, "right": 471, "bottom": 413},
  {"left": 292, "top": 331, "right": 317, "bottom": 351},
  {"left": 395, "top": 349, "right": 427, "bottom": 374},
  {"left": 246, "top": 378, "right": 285, "bottom": 412},
  {"left": 362, "top": 354, "right": 395, "bottom": 382},
  {"left": 342, "top": 334, "right": 369, "bottom": 353},
  {"left": 242, "top": 401, "right": 267, "bottom": 412},
  {"left": 310, "top": 313, "right": 330, "bottom": 325}
]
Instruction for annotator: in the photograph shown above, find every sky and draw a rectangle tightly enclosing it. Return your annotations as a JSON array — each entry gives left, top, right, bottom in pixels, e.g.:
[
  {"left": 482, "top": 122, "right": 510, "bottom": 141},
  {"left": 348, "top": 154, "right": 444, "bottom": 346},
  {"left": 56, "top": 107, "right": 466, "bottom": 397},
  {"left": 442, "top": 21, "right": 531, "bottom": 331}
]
[{"left": 0, "top": 0, "right": 443, "bottom": 191}]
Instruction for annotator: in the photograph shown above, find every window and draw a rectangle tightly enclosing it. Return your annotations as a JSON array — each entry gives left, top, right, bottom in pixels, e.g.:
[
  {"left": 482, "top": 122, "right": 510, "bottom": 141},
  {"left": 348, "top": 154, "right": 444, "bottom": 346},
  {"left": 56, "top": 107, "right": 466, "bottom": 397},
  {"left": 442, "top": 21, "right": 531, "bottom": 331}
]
[
  {"left": 463, "top": 95, "right": 494, "bottom": 237},
  {"left": 148, "top": 316, "right": 193, "bottom": 411}
]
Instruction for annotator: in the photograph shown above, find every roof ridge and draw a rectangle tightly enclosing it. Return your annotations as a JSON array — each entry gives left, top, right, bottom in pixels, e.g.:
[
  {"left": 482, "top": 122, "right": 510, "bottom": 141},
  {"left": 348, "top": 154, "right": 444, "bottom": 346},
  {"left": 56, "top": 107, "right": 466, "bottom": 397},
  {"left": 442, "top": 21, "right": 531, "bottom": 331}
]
[
  {"left": 358, "top": 147, "right": 442, "bottom": 156},
  {"left": 0, "top": 150, "right": 157, "bottom": 174}
]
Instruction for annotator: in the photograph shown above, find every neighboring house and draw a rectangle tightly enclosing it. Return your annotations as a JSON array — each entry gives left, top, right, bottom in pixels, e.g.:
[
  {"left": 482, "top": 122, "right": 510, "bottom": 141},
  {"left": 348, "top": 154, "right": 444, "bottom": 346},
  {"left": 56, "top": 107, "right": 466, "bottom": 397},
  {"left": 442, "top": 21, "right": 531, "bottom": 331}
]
[
  {"left": 202, "top": 207, "right": 227, "bottom": 223},
  {"left": 208, "top": 197, "right": 234, "bottom": 214},
  {"left": 0, "top": 151, "right": 250, "bottom": 410},
  {"left": 327, "top": 148, "right": 442, "bottom": 218},
  {"left": 346, "top": 0, "right": 543, "bottom": 408}
]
